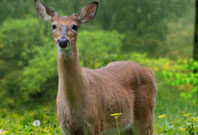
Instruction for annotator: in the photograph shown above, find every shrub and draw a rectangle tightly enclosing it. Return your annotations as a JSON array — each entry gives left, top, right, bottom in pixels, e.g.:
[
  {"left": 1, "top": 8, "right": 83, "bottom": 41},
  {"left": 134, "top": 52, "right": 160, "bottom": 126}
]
[
  {"left": 163, "top": 59, "right": 198, "bottom": 104},
  {"left": 0, "top": 18, "right": 51, "bottom": 107}
]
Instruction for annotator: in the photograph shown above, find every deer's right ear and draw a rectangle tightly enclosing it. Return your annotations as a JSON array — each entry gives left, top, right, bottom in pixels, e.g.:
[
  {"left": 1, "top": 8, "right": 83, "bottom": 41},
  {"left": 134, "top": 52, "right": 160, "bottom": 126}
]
[{"left": 34, "top": 0, "right": 58, "bottom": 22}]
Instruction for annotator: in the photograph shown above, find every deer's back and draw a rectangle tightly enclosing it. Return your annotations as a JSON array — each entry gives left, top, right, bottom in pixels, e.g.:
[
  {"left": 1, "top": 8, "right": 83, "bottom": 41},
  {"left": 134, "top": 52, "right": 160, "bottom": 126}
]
[{"left": 82, "top": 61, "right": 156, "bottom": 129}]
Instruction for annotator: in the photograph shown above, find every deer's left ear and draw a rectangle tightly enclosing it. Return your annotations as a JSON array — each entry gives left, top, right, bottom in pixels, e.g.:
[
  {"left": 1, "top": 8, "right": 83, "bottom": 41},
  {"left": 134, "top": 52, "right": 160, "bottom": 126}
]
[
  {"left": 34, "top": 0, "right": 58, "bottom": 22},
  {"left": 77, "top": 2, "right": 98, "bottom": 23}
]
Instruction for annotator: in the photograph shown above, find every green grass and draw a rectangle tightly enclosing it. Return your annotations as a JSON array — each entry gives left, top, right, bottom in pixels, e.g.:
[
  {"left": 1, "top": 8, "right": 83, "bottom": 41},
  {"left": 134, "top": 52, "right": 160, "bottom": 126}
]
[
  {"left": 154, "top": 76, "right": 198, "bottom": 134},
  {"left": 0, "top": 81, "right": 197, "bottom": 135},
  {"left": 0, "top": 106, "right": 60, "bottom": 135}
]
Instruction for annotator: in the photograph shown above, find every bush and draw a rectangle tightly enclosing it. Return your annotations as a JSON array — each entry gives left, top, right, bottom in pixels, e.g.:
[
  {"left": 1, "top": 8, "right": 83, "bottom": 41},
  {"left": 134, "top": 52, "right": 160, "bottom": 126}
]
[
  {"left": 0, "top": 18, "right": 51, "bottom": 107},
  {"left": 163, "top": 59, "right": 198, "bottom": 104},
  {"left": 78, "top": 30, "right": 124, "bottom": 67}
]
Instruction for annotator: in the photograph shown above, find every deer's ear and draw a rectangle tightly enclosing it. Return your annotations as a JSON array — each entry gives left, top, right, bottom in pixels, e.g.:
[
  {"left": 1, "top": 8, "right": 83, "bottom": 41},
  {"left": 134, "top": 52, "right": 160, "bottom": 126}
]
[
  {"left": 77, "top": 2, "right": 98, "bottom": 23},
  {"left": 34, "top": 0, "right": 58, "bottom": 22}
]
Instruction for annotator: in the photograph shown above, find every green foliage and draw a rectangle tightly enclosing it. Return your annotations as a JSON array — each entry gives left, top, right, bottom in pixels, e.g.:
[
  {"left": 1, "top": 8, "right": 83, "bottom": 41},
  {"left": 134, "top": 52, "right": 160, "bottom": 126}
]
[
  {"left": 164, "top": 17, "right": 194, "bottom": 59},
  {"left": 78, "top": 30, "right": 124, "bottom": 67},
  {"left": 155, "top": 113, "right": 198, "bottom": 134},
  {"left": 96, "top": 0, "right": 193, "bottom": 56},
  {"left": 0, "top": 0, "right": 194, "bottom": 56},
  {"left": 0, "top": 18, "right": 51, "bottom": 107},
  {"left": 122, "top": 23, "right": 167, "bottom": 56},
  {"left": 97, "top": 0, "right": 193, "bottom": 31},
  {"left": 0, "top": 0, "right": 36, "bottom": 23},
  {"left": 0, "top": 18, "right": 40, "bottom": 75},
  {"left": 21, "top": 39, "right": 57, "bottom": 103},
  {"left": 182, "top": 113, "right": 198, "bottom": 135},
  {"left": 0, "top": 18, "right": 52, "bottom": 75},
  {"left": 163, "top": 59, "right": 198, "bottom": 103}
]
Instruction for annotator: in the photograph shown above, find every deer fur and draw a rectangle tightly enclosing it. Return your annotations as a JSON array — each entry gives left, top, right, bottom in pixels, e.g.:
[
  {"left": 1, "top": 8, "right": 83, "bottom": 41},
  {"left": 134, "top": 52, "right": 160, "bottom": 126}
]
[{"left": 35, "top": 1, "right": 156, "bottom": 135}]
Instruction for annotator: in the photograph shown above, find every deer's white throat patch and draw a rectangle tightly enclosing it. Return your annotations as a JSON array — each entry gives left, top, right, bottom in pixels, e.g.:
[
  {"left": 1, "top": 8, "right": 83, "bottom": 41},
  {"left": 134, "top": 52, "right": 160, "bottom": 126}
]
[{"left": 58, "top": 46, "right": 74, "bottom": 57}]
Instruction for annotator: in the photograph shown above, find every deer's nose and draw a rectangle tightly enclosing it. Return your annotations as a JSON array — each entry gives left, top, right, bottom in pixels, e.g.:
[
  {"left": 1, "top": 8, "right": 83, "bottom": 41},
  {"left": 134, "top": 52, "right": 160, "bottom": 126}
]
[{"left": 57, "top": 37, "right": 70, "bottom": 48}]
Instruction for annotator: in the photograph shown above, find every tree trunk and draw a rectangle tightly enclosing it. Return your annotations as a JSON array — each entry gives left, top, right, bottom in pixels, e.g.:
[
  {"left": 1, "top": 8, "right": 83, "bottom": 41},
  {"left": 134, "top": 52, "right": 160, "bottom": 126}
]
[{"left": 194, "top": 0, "right": 198, "bottom": 73}]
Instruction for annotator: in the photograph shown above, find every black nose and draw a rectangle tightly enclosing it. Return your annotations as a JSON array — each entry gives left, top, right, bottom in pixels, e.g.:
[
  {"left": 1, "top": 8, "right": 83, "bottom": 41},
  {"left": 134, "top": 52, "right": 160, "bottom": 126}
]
[{"left": 57, "top": 37, "right": 70, "bottom": 48}]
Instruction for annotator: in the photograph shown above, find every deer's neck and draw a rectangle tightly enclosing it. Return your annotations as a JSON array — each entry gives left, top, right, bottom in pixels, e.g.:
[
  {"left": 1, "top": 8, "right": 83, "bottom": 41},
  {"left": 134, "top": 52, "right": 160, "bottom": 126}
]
[{"left": 57, "top": 45, "right": 87, "bottom": 109}]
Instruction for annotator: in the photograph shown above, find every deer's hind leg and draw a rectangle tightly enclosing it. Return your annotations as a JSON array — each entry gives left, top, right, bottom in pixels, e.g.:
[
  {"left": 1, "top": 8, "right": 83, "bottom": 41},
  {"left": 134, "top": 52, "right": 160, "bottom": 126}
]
[
  {"left": 133, "top": 105, "right": 153, "bottom": 135},
  {"left": 133, "top": 88, "right": 155, "bottom": 135}
]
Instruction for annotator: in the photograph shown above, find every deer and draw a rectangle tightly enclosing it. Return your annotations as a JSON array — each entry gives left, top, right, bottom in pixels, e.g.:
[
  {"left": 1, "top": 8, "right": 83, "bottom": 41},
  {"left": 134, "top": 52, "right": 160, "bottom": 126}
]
[{"left": 34, "top": 0, "right": 156, "bottom": 135}]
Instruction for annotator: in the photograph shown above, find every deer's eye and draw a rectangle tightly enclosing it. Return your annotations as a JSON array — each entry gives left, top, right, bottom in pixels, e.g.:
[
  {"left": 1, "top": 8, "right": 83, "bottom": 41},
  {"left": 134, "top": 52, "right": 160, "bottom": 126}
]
[
  {"left": 72, "top": 24, "right": 78, "bottom": 31},
  {"left": 52, "top": 24, "right": 57, "bottom": 30}
]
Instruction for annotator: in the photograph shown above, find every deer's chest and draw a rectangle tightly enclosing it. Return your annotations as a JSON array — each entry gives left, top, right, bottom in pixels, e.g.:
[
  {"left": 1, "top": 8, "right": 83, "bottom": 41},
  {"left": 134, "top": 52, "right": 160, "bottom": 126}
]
[
  {"left": 59, "top": 112, "right": 91, "bottom": 135},
  {"left": 57, "top": 98, "right": 91, "bottom": 134}
]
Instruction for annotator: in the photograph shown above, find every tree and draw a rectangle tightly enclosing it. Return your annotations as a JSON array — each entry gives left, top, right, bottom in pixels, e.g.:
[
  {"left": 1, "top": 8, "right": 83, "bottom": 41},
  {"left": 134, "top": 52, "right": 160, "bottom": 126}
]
[{"left": 194, "top": 0, "right": 198, "bottom": 73}]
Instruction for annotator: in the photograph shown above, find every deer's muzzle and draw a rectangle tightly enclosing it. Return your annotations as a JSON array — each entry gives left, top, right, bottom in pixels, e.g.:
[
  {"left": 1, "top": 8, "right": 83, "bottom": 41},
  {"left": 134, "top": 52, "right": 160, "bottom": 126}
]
[{"left": 57, "top": 37, "right": 70, "bottom": 48}]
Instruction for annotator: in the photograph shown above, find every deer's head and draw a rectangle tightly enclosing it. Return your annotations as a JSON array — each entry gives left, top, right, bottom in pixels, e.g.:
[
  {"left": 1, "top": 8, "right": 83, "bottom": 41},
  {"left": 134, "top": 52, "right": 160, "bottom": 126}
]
[{"left": 35, "top": 0, "right": 98, "bottom": 54}]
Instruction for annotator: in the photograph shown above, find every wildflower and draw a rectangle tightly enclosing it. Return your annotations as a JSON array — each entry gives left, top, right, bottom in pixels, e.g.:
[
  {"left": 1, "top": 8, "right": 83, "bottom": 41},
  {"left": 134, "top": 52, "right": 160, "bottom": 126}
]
[
  {"left": 0, "top": 129, "right": 8, "bottom": 134},
  {"left": 110, "top": 113, "right": 122, "bottom": 135},
  {"left": 179, "top": 128, "right": 185, "bottom": 131},
  {"left": 110, "top": 113, "right": 122, "bottom": 119},
  {"left": 48, "top": 125, "right": 52, "bottom": 130},
  {"left": 183, "top": 113, "right": 191, "bottom": 117},
  {"left": 158, "top": 114, "right": 166, "bottom": 119},
  {"left": 3, "top": 131, "right": 8, "bottom": 134},
  {"left": 43, "top": 126, "right": 52, "bottom": 132},
  {"left": 43, "top": 127, "right": 49, "bottom": 132},
  {"left": 33, "top": 120, "right": 41, "bottom": 127}
]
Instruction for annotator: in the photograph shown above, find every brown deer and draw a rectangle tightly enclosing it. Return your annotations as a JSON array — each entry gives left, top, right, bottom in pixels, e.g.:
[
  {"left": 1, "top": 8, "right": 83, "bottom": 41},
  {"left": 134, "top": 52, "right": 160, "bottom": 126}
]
[{"left": 34, "top": 0, "right": 156, "bottom": 135}]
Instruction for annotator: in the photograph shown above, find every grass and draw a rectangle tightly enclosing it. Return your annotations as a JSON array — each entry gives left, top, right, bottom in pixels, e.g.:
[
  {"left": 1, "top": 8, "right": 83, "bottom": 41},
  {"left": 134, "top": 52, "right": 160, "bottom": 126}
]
[
  {"left": 0, "top": 80, "right": 197, "bottom": 135},
  {"left": 154, "top": 78, "right": 198, "bottom": 134},
  {"left": 0, "top": 106, "right": 60, "bottom": 135}
]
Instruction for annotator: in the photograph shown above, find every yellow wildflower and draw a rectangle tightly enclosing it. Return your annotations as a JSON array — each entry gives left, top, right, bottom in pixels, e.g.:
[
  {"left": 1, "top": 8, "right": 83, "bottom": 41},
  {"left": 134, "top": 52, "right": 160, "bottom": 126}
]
[
  {"left": 110, "top": 113, "right": 122, "bottom": 119},
  {"left": 43, "top": 127, "right": 49, "bottom": 132},
  {"left": 179, "top": 128, "right": 185, "bottom": 131},
  {"left": 0, "top": 130, "right": 8, "bottom": 134},
  {"left": 183, "top": 113, "right": 191, "bottom": 117},
  {"left": 158, "top": 114, "right": 166, "bottom": 119},
  {"left": 48, "top": 125, "right": 52, "bottom": 130},
  {"left": 110, "top": 113, "right": 122, "bottom": 135}
]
